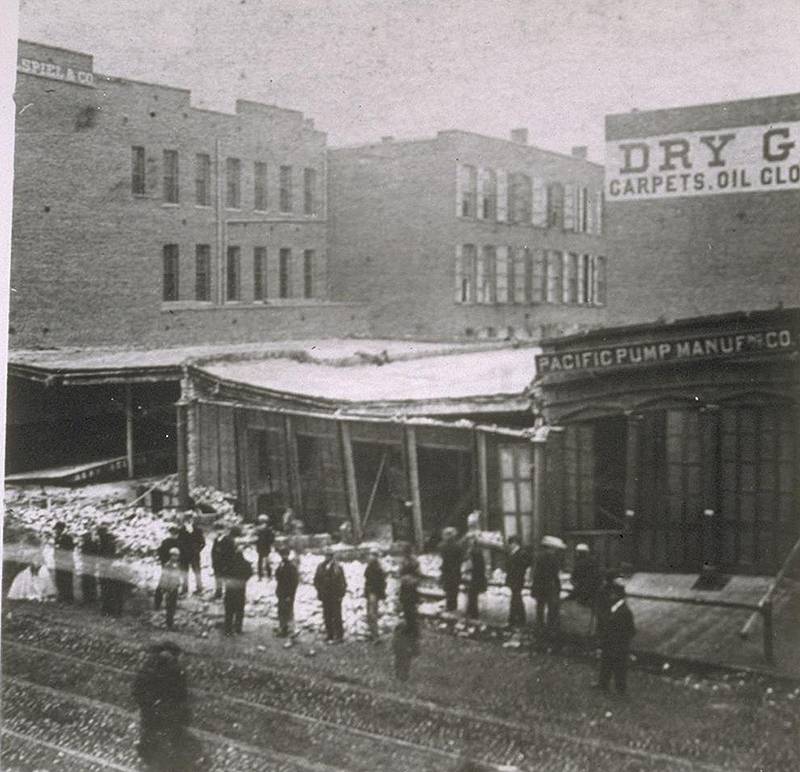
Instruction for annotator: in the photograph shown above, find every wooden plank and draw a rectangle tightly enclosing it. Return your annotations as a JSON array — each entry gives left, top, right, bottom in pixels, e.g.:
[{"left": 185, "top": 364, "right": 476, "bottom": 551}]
[
  {"left": 338, "top": 421, "right": 362, "bottom": 541},
  {"left": 284, "top": 415, "right": 303, "bottom": 515},
  {"left": 476, "top": 429, "right": 489, "bottom": 526},
  {"left": 404, "top": 426, "right": 424, "bottom": 548},
  {"left": 124, "top": 384, "right": 134, "bottom": 479}
]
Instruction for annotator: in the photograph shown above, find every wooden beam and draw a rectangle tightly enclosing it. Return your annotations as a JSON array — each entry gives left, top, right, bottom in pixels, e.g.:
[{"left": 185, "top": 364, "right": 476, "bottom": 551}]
[
  {"left": 176, "top": 399, "right": 190, "bottom": 509},
  {"left": 124, "top": 383, "right": 134, "bottom": 478},
  {"left": 404, "top": 425, "right": 424, "bottom": 549},
  {"left": 284, "top": 415, "right": 303, "bottom": 515},
  {"left": 531, "top": 438, "right": 547, "bottom": 548},
  {"left": 623, "top": 412, "right": 642, "bottom": 570},
  {"left": 338, "top": 421, "right": 362, "bottom": 542}
]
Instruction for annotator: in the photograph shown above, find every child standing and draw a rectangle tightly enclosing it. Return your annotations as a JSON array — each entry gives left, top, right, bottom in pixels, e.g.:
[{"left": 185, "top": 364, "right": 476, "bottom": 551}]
[{"left": 159, "top": 547, "right": 183, "bottom": 630}]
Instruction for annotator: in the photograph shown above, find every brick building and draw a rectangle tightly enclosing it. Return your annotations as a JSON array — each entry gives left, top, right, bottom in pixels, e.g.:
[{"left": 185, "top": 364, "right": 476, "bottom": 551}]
[
  {"left": 604, "top": 93, "right": 800, "bottom": 324},
  {"left": 328, "top": 130, "right": 607, "bottom": 341}
]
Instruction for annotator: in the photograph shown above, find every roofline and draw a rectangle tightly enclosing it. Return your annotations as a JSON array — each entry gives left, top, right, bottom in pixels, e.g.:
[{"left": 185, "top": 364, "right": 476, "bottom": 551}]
[{"left": 18, "top": 39, "right": 92, "bottom": 59}]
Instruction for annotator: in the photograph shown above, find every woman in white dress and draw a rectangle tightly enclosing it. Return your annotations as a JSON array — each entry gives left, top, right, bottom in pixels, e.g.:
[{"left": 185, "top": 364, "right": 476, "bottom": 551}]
[{"left": 7, "top": 536, "right": 56, "bottom": 601}]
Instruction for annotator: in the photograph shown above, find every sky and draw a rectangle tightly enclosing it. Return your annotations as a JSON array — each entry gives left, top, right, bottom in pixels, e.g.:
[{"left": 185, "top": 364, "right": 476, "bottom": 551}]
[{"left": 7, "top": 0, "right": 800, "bottom": 161}]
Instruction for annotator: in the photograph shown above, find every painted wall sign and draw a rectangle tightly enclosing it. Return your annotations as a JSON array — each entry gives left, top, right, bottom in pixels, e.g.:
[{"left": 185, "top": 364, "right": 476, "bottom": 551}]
[
  {"left": 606, "top": 121, "right": 800, "bottom": 200},
  {"left": 536, "top": 328, "right": 795, "bottom": 375},
  {"left": 17, "top": 56, "right": 95, "bottom": 87}
]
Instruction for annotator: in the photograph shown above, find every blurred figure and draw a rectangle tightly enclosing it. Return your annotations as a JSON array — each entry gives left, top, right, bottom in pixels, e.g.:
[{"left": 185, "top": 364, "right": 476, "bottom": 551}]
[
  {"left": 505, "top": 535, "right": 528, "bottom": 629},
  {"left": 392, "top": 620, "right": 420, "bottom": 682},
  {"left": 52, "top": 521, "right": 75, "bottom": 603},
  {"left": 177, "top": 513, "right": 205, "bottom": 595},
  {"left": 398, "top": 541, "right": 421, "bottom": 578},
  {"left": 569, "top": 543, "right": 601, "bottom": 606},
  {"left": 133, "top": 641, "right": 201, "bottom": 771},
  {"left": 364, "top": 548, "right": 387, "bottom": 642},
  {"left": 314, "top": 547, "right": 347, "bottom": 643},
  {"left": 159, "top": 548, "right": 183, "bottom": 630},
  {"left": 7, "top": 535, "right": 55, "bottom": 601},
  {"left": 107, "top": 558, "right": 134, "bottom": 617},
  {"left": 275, "top": 545, "right": 299, "bottom": 643},
  {"left": 96, "top": 524, "right": 118, "bottom": 616},
  {"left": 594, "top": 581, "right": 636, "bottom": 695},
  {"left": 210, "top": 521, "right": 233, "bottom": 600},
  {"left": 438, "top": 527, "right": 462, "bottom": 614},
  {"left": 80, "top": 527, "right": 99, "bottom": 604},
  {"left": 464, "top": 537, "right": 487, "bottom": 621},
  {"left": 255, "top": 514, "right": 275, "bottom": 580},
  {"left": 282, "top": 507, "right": 295, "bottom": 534},
  {"left": 223, "top": 533, "right": 252, "bottom": 636},
  {"left": 155, "top": 524, "right": 182, "bottom": 610},
  {"left": 531, "top": 535, "right": 565, "bottom": 650}
]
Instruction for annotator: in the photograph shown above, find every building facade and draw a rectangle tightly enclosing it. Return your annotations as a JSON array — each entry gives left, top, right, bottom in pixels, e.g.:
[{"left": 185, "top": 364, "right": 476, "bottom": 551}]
[
  {"left": 10, "top": 40, "right": 368, "bottom": 350},
  {"left": 328, "top": 129, "right": 607, "bottom": 341},
  {"left": 605, "top": 93, "right": 800, "bottom": 325}
]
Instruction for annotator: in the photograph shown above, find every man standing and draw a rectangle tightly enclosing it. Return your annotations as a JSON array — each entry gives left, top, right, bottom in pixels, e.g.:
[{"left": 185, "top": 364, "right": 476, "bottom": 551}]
[
  {"left": 155, "top": 524, "right": 181, "bottom": 610},
  {"left": 223, "top": 533, "right": 252, "bottom": 636},
  {"left": 210, "top": 521, "right": 234, "bottom": 600},
  {"left": 159, "top": 548, "right": 183, "bottom": 630},
  {"left": 569, "top": 543, "right": 601, "bottom": 607},
  {"left": 595, "top": 581, "right": 636, "bottom": 695},
  {"left": 531, "top": 535, "right": 565, "bottom": 649},
  {"left": 438, "top": 527, "right": 462, "bottom": 614},
  {"left": 505, "top": 535, "right": 528, "bottom": 629},
  {"left": 177, "top": 513, "right": 205, "bottom": 595},
  {"left": 255, "top": 514, "right": 275, "bottom": 580},
  {"left": 464, "top": 536, "right": 487, "bottom": 621},
  {"left": 52, "top": 521, "right": 75, "bottom": 603},
  {"left": 275, "top": 546, "right": 299, "bottom": 644},
  {"left": 364, "top": 548, "right": 387, "bottom": 642},
  {"left": 313, "top": 548, "right": 347, "bottom": 643},
  {"left": 79, "top": 527, "right": 99, "bottom": 604}
]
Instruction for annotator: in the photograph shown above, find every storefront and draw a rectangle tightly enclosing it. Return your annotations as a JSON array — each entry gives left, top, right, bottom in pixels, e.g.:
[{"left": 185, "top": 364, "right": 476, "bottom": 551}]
[{"left": 533, "top": 308, "right": 800, "bottom": 575}]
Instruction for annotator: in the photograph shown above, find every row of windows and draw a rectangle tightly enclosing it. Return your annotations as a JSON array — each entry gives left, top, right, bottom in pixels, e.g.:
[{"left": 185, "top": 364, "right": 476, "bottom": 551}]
[
  {"left": 162, "top": 245, "right": 316, "bottom": 303},
  {"left": 133, "top": 147, "right": 320, "bottom": 214},
  {"left": 454, "top": 245, "right": 606, "bottom": 306},
  {"left": 456, "top": 164, "right": 603, "bottom": 233}
]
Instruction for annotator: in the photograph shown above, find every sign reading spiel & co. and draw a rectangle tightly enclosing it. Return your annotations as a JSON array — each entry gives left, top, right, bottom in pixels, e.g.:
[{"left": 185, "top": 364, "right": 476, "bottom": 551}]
[
  {"left": 606, "top": 121, "right": 800, "bottom": 200},
  {"left": 17, "top": 55, "right": 95, "bottom": 87},
  {"left": 536, "top": 328, "right": 795, "bottom": 375}
]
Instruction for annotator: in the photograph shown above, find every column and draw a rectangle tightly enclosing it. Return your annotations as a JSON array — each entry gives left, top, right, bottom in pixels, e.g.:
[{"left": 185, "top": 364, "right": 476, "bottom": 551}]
[
  {"left": 622, "top": 412, "right": 642, "bottom": 571},
  {"left": 339, "top": 421, "right": 362, "bottom": 542},
  {"left": 125, "top": 383, "right": 135, "bottom": 478},
  {"left": 475, "top": 429, "right": 489, "bottom": 527},
  {"left": 176, "top": 398, "right": 190, "bottom": 509},
  {"left": 404, "top": 425, "right": 424, "bottom": 549},
  {"left": 531, "top": 437, "right": 547, "bottom": 548}
]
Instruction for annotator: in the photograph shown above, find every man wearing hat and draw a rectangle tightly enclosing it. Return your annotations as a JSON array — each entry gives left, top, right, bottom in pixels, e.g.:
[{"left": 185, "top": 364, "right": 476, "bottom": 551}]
[
  {"left": 569, "top": 543, "right": 601, "bottom": 607},
  {"left": 275, "top": 545, "right": 299, "bottom": 643},
  {"left": 594, "top": 580, "right": 636, "bottom": 695},
  {"left": 52, "top": 521, "right": 75, "bottom": 603},
  {"left": 255, "top": 514, "right": 275, "bottom": 580},
  {"left": 223, "top": 531, "right": 252, "bottom": 636},
  {"left": 531, "top": 535, "right": 565, "bottom": 648},
  {"left": 177, "top": 512, "right": 205, "bottom": 595},
  {"left": 155, "top": 523, "right": 182, "bottom": 611},
  {"left": 210, "top": 520, "right": 234, "bottom": 600},
  {"left": 313, "top": 547, "right": 347, "bottom": 643},
  {"left": 438, "top": 527, "right": 462, "bottom": 614},
  {"left": 364, "top": 548, "right": 387, "bottom": 642},
  {"left": 505, "top": 535, "right": 529, "bottom": 629}
]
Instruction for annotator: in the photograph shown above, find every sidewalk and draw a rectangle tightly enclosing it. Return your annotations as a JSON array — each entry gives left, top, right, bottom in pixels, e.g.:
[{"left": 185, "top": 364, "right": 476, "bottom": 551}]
[{"left": 417, "top": 573, "right": 800, "bottom": 680}]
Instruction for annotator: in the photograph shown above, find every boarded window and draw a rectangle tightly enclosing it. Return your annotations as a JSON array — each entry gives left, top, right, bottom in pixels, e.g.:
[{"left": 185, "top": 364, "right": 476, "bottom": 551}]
[
  {"left": 195, "top": 153, "right": 211, "bottom": 206},
  {"left": 226, "top": 245, "right": 241, "bottom": 301},
  {"left": 594, "top": 256, "right": 607, "bottom": 305},
  {"left": 303, "top": 249, "right": 314, "bottom": 298},
  {"left": 131, "top": 146, "right": 146, "bottom": 195},
  {"left": 195, "top": 244, "right": 211, "bottom": 301},
  {"left": 226, "top": 158, "right": 241, "bottom": 208},
  {"left": 254, "top": 161, "right": 268, "bottom": 211},
  {"left": 304, "top": 167, "right": 317, "bottom": 215},
  {"left": 163, "top": 149, "right": 179, "bottom": 203},
  {"left": 279, "top": 165, "right": 293, "bottom": 212},
  {"left": 279, "top": 248, "right": 292, "bottom": 298},
  {"left": 564, "top": 252, "right": 578, "bottom": 304},
  {"left": 162, "top": 244, "right": 179, "bottom": 301},
  {"left": 253, "top": 246, "right": 267, "bottom": 301}
]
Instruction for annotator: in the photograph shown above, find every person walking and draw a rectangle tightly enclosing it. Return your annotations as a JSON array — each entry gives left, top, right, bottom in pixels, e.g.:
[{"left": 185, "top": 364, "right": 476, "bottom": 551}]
[
  {"left": 155, "top": 524, "right": 182, "bottom": 610},
  {"left": 274, "top": 546, "right": 299, "bottom": 644},
  {"left": 438, "top": 527, "right": 462, "bottom": 614},
  {"left": 255, "top": 514, "right": 275, "bottom": 580},
  {"left": 364, "top": 548, "right": 387, "bottom": 642},
  {"left": 464, "top": 537, "right": 487, "bottom": 621},
  {"left": 177, "top": 513, "right": 205, "bottom": 595},
  {"left": 52, "top": 521, "right": 75, "bottom": 603},
  {"left": 313, "top": 548, "right": 347, "bottom": 643},
  {"left": 505, "top": 535, "right": 528, "bottom": 629},
  {"left": 159, "top": 548, "right": 183, "bottom": 630},
  {"left": 594, "top": 581, "right": 636, "bottom": 695},
  {"left": 133, "top": 641, "right": 201, "bottom": 771},
  {"left": 79, "top": 527, "right": 99, "bottom": 604},
  {"left": 223, "top": 534, "right": 252, "bottom": 636},
  {"left": 531, "top": 535, "right": 565, "bottom": 650},
  {"left": 210, "top": 521, "right": 234, "bottom": 600}
]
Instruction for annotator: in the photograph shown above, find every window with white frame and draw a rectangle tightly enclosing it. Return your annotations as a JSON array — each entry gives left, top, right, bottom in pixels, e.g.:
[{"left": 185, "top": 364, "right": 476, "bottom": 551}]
[
  {"left": 480, "top": 169, "right": 497, "bottom": 220},
  {"left": 547, "top": 182, "right": 564, "bottom": 228},
  {"left": 564, "top": 252, "right": 579, "bottom": 304},
  {"left": 496, "top": 246, "right": 509, "bottom": 303},
  {"left": 594, "top": 256, "right": 607, "bottom": 305},
  {"left": 458, "top": 164, "right": 477, "bottom": 218},
  {"left": 546, "top": 250, "right": 563, "bottom": 302},
  {"left": 512, "top": 247, "right": 528, "bottom": 304},
  {"left": 454, "top": 244, "right": 477, "bottom": 304},
  {"left": 531, "top": 249, "right": 546, "bottom": 303},
  {"left": 163, "top": 150, "right": 179, "bottom": 203}
]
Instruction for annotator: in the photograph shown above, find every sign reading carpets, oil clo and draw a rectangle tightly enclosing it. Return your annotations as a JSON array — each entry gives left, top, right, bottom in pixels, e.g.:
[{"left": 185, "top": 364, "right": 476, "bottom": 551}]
[
  {"left": 606, "top": 122, "right": 800, "bottom": 199},
  {"left": 17, "top": 56, "right": 95, "bottom": 87}
]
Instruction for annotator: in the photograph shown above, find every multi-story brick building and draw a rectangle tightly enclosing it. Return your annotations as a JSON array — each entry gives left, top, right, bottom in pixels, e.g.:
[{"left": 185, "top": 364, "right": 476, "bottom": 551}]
[
  {"left": 604, "top": 93, "right": 800, "bottom": 324},
  {"left": 328, "top": 129, "right": 607, "bottom": 340}
]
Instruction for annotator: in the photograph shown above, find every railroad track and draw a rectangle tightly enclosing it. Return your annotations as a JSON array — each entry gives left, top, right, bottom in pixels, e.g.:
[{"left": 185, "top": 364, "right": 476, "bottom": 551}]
[{"left": 2, "top": 620, "right": 739, "bottom": 772}]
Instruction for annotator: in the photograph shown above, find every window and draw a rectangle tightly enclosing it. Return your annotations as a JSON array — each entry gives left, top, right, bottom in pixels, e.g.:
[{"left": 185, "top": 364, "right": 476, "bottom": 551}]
[
  {"left": 547, "top": 182, "right": 564, "bottom": 228},
  {"left": 195, "top": 245, "right": 211, "bottom": 301},
  {"left": 279, "top": 165, "right": 293, "bottom": 213},
  {"left": 500, "top": 444, "right": 534, "bottom": 542},
  {"left": 510, "top": 173, "right": 532, "bottom": 224},
  {"left": 513, "top": 247, "right": 528, "bottom": 304},
  {"left": 226, "top": 246, "right": 241, "bottom": 301},
  {"left": 477, "top": 245, "right": 496, "bottom": 304},
  {"left": 563, "top": 183, "right": 576, "bottom": 230},
  {"left": 532, "top": 177, "right": 547, "bottom": 227},
  {"left": 455, "top": 244, "right": 476, "bottom": 304},
  {"left": 195, "top": 154, "right": 211, "bottom": 206},
  {"left": 576, "top": 186, "right": 589, "bottom": 233},
  {"left": 496, "top": 246, "right": 509, "bottom": 303},
  {"left": 279, "top": 248, "right": 291, "bottom": 298},
  {"left": 254, "top": 162, "right": 268, "bottom": 211},
  {"left": 531, "top": 249, "right": 546, "bottom": 303},
  {"left": 564, "top": 252, "right": 579, "bottom": 304},
  {"left": 458, "top": 164, "right": 477, "bottom": 217},
  {"left": 580, "top": 254, "right": 595, "bottom": 304},
  {"left": 303, "top": 250, "right": 314, "bottom": 298},
  {"left": 303, "top": 168, "right": 317, "bottom": 215},
  {"left": 594, "top": 256, "right": 607, "bottom": 305},
  {"left": 226, "top": 158, "right": 241, "bottom": 208},
  {"left": 479, "top": 169, "right": 497, "bottom": 220},
  {"left": 253, "top": 247, "right": 267, "bottom": 301},
  {"left": 131, "top": 146, "right": 146, "bottom": 195},
  {"left": 163, "top": 150, "right": 179, "bottom": 203},
  {"left": 162, "top": 244, "right": 179, "bottom": 301},
  {"left": 546, "top": 250, "right": 562, "bottom": 303}
]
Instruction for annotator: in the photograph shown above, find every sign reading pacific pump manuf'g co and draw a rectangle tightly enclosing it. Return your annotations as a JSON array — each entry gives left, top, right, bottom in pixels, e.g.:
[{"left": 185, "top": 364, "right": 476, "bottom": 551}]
[
  {"left": 606, "top": 121, "right": 800, "bottom": 200},
  {"left": 536, "top": 328, "right": 796, "bottom": 375}
]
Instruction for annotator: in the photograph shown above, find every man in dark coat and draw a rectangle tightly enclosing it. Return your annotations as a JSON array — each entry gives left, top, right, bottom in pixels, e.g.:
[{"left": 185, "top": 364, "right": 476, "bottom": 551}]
[
  {"left": 223, "top": 536, "right": 252, "bottom": 636},
  {"left": 96, "top": 525, "right": 117, "bottom": 616},
  {"left": 595, "top": 581, "right": 636, "bottom": 695},
  {"left": 255, "top": 514, "right": 275, "bottom": 580},
  {"left": 210, "top": 521, "right": 234, "bottom": 600},
  {"left": 133, "top": 641, "right": 201, "bottom": 770},
  {"left": 80, "top": 528, "right": 99, "bottom": 604},
  {"left": 275, "top": 546, "right": 299, "bottom": 642},
  {"left": 177, "top": 513, "right": 205, "bottom": 595},
  {"left": 438, "top": 527, "right": 462, "bottom": 613},
  {"left": 313, "top": 548, "right": 347, "bottom": 643},
  {"left": 364, "top": 548, "right": 387, "bottom": 641},
  {"left": 505, "top": 535, "right": 528, "bottom": 629},
  {"left": 531, "top": 536, "right": 564, "bottom": 648},
  {"left": 52, "top": 521, "right": 75, "bottom": 603},
  {"left": 159, "top": 548, "right": 183, "bottom": 630},
  {"left": 392, "top": 620, "right": 420, "bottom": 682},
  {"left": 155, "top": 524, "right": 182, "bottom": 610},
  {"left": 464, "top": 537, "right": 487, "bottom": 621}
]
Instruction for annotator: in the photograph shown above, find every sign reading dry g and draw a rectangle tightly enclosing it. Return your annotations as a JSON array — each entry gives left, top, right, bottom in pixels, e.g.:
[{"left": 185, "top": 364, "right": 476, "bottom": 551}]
[{"left": 606, "top": 122, "right": 800, "bottom": 199}]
